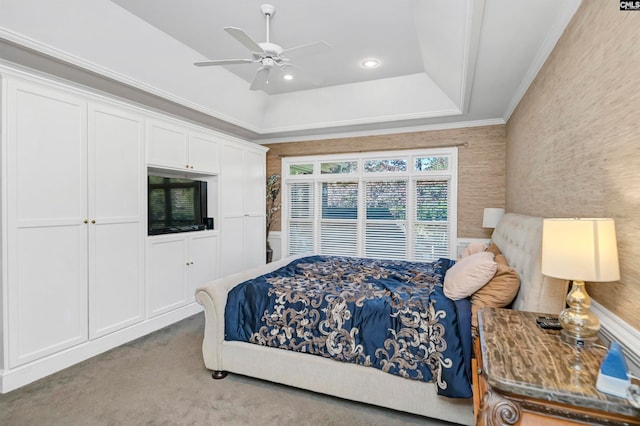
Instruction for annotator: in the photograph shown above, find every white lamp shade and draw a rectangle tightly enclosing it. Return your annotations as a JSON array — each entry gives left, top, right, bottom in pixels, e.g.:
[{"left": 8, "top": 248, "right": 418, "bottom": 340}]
[
  {"left": 541, "top": 218, "right": 620, "bottom": 282},
  {"left": 482, "top": 208, "right": 505, "bottom": 228}
]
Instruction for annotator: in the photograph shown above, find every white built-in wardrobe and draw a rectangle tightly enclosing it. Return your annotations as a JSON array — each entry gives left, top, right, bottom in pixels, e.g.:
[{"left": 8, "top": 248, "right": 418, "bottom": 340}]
[{"left": 0, "top": 67, "right": 266, "bottom": 392}]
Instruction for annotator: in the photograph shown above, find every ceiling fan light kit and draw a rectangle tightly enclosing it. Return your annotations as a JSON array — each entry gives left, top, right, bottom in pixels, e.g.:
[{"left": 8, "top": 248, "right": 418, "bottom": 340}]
[{"left": 194, "top": 4, "right": 330, "bottom": 91}]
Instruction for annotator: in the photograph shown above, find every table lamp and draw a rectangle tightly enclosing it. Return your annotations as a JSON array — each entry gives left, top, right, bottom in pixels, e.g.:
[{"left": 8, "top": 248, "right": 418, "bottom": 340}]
[
  {"left": 541, "top": 218, "right": 620, "bottom": 346},
  {"left": 482, "top": 208, "right": 505, "bottom": 229}
]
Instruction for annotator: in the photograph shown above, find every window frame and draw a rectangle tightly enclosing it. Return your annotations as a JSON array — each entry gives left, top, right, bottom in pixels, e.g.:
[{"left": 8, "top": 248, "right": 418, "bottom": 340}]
[{"left": 281, "top": 148, "right": 458, "bottom": 260}]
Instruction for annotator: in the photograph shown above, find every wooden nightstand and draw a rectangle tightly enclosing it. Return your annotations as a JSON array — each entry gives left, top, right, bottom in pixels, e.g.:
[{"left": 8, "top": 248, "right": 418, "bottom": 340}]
[{"left": 473, "top": 308, "right": 640, "bottom": 425}]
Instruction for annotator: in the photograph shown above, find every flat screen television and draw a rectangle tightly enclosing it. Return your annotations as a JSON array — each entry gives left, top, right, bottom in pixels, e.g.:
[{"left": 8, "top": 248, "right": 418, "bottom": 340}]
[{"left": 148, "top": 175, "right": 208, "bottom": 235}]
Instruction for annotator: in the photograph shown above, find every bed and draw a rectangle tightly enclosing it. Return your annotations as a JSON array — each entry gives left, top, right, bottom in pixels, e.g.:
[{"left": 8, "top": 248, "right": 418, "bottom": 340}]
[{"left": 195, "top": 213, "right": 569, "bottom": 425}]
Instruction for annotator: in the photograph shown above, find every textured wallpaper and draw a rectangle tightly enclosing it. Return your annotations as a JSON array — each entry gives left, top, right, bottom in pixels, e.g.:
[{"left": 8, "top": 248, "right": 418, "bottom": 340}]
[
  {"left": 264, "top": 125, "right": 506, "bottom": 239},
  {"left": 506, "top": 0, "right": 640, "bottom": 329}
]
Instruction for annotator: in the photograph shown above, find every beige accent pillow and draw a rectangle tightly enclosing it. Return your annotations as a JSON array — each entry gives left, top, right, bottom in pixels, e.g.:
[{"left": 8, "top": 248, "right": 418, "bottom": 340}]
[
  {"left": 444, "top": 252, "right": 497, "bottom": 300},
  {"left": 471, "top": 254, "right": 520, "bottom": 308},
  {"left": 485, "top": 242, "right": 502, "bottom": 256},
  {"left": 459, "top": 242, "right": 487, "bottom": 259}
]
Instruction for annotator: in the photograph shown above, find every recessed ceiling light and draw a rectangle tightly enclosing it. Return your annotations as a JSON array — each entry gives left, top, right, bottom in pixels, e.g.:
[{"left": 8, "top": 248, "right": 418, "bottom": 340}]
[
  {"left": 361, "top": 58, "right": 380, "bottom": 69},
  {"left": 283, "top": 74, "right": 294, "bottom": 81}
]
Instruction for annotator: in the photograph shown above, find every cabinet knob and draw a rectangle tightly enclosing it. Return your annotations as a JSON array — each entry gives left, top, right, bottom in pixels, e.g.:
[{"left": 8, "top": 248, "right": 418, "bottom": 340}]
[
  {"left": 190, "top": 165, "right": 194, "bottom": 169},
  {"left": 91, "top": 220, "right": 96, "bottom": 224},
  {"left": 186, "top": 165, "right": 190, "bottom": 169},
  {"left": 186, "top": 262, "right": 190, "bottom": 266},
  {"left": 190, "top": 261, "right": 194, "bottom": 265},
  {"left": 83, "top": 219, "right": 88, "bottom": 224}
]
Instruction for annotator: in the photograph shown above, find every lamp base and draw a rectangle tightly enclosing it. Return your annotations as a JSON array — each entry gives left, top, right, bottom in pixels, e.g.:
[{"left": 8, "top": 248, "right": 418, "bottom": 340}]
[{"left": 560, "top": 330, "right": 598, "bottom": 347}]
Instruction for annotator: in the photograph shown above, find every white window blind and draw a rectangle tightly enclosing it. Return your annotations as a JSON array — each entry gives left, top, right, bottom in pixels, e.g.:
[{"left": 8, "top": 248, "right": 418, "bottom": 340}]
[
  {"left": 282, "top": 149, "right": 457, "bottom": 261},
  {"left": 413, "top": 180, "right": 450, "bottom": 261},
  {"left": 288, "top": 181, "right": 314, "bottom": 255},
  {"left": 365, "top": 180, "right": 407, "bottom": 259},
  {"left": 320, "top": 182, "right": 358, "bottom": 256}
]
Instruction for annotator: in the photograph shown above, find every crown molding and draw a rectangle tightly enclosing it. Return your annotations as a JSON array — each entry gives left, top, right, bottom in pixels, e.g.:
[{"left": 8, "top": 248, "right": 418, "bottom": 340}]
[{"left": 255, "top": 118, "right": 505, "bottom": 144}]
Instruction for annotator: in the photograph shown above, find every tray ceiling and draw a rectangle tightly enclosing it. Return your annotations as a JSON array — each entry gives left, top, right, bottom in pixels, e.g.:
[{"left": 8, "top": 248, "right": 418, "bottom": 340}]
[{"left": 0, "top": 0, "right": 581, "bottom": 141}]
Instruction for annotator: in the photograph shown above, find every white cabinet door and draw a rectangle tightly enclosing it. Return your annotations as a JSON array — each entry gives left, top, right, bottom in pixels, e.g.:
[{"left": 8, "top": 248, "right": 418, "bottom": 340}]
[
  {"left": 244, "top": 215, "right": 266, "bottom": 269},
  {"left": 147, "top": 232, "right": 217, "bottom": 313},
  {"left": 189, "top": 132, "right": 219, "bottom": 174},
  {"left": 147, "top": 121, "right": 220, "bottom": 174},
  {"left": 243, "top": 149, "right": 266, "bottom": 216},
  {"left": 88, "top": 103, "right": 145, "bottom": 339},
  {"left": 7, "top": 80, "right": 88, "bottom": 367},
  {"left": 220, "top": 143, "right": 245, "bottom": 217},
  {"left": 219, "top": 143, "right": 266, "bottom": 276},
  {"left": 146, "top": 120, "right": 189, "bottom": 170},
  {"left": 147, "top": 236, "right": 189, "bottom": 318},
  {"left": 186, "top": 233, "right": 218, "bottom": 302},
  {"left": 220, "top": 143, "right": 246, "bottom": 276},
  {"left": 220, "top": 217, "right": 245, "bottom": 277},
  {"left": 243, "top": 148, "right": 266, "bottom": 269}
]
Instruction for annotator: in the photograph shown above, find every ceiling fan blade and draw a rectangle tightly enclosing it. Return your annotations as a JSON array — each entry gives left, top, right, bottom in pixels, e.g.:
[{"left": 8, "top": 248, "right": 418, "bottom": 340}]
[
  {"left": 282, "top": 40, "right": 330, "bottom": 58},
  {"left": 194, "top": 59, "right": 255, "bottom": 67},
  {"left": 250, "top": 67, "right": 271, "bottom": 91},
  {"left": 224, "top": 27, "right": 265, "bottom": 53}
]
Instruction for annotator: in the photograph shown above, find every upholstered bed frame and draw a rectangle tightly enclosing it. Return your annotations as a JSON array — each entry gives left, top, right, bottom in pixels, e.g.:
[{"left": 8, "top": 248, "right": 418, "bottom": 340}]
[{"left": 195, "top": 213, "right": 568, "bottom": 425}]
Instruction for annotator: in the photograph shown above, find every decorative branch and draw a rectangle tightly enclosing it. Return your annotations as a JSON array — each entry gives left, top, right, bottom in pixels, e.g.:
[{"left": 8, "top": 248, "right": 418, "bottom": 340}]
[{"left": 266, "top": 173, "right": 281, "bottom": 243}]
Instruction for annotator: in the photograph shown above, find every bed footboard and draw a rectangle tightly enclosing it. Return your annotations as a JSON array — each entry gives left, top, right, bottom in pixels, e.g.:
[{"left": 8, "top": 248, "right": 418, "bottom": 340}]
[
  {"left": 195, "top": 283, "right": 228, "bottom": 371},
  {"left": 195, "top": 255, "right": 306, "bottom": 372}
]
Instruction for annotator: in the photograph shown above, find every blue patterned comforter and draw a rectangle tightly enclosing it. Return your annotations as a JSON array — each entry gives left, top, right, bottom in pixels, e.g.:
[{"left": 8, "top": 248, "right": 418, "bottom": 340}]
[{"left": 225, "top": 255, "right": 472, "bottom": 398}]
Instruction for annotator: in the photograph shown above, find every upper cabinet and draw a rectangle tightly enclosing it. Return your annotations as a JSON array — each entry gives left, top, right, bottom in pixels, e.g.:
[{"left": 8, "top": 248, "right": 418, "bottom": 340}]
[{"left": 146, "top": 120, "right": 220, "bottom": 174}]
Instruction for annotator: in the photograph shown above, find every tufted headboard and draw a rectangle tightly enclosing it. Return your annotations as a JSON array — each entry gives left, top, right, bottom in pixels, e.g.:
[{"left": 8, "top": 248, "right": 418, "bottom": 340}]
[{"left": 491, "top": 213, "right": 568, "bottom": 314}]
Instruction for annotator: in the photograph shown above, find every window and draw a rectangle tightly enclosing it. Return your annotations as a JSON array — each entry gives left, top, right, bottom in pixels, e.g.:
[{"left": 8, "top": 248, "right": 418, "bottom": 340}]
[
  {"left": 287, "top": 181, "right": 314, "bottom": 255},
  {"left": 365, "top": 180, "right": 407, "bottom": 259},
  {"left": 321, "top": 182, "right": 358, "bottom": 255},
  {"left": 282, "top": 149, "right": 457, "bottom": 261}
]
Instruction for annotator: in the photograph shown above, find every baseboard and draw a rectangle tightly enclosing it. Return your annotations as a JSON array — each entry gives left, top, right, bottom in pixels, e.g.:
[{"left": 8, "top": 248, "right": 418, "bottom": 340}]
[
  {"left": 0, "top": 303, "right": 202, "bottom": 393},
  {"left": 592, "top": 300, "right": 640, "bottom": 375}
]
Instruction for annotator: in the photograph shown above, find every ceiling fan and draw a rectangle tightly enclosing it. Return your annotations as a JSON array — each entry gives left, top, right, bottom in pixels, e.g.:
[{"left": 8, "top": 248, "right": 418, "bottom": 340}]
[{"left": 194, "top": 4, "right": 330, "bottom": 91}]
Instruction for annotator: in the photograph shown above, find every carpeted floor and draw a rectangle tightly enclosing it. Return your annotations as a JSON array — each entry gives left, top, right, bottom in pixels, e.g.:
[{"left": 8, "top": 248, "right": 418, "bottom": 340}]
[{"left": 0, "top": 313, "right": 459, "bottom": 425}]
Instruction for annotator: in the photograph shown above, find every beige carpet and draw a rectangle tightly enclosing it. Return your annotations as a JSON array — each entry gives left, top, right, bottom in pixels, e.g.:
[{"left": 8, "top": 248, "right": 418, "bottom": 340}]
[{"left": 0, "top": 313, "right": 458, "bottom": 425}]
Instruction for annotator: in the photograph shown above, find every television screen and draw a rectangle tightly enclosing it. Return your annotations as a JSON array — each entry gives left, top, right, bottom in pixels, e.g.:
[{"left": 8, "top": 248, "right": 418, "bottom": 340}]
[{"left": 148, "top": 175, "right": 207, "bottom": 235}]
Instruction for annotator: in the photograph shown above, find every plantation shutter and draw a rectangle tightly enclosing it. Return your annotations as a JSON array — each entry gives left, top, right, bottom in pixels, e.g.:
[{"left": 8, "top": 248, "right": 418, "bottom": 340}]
[
  {"left": 283, "top": 149, "right": 457, "bottom": 261},
  {"left": 413, "top": 179, "right": 450, "bottom": 261},
  {"left": 319, "top": 182, "right": 358, "bottom": 256},
  {"left": 288, "top": 181, "right": 314, "bottom": 255},
  {"left": 365, "top": 180, "right": 407, "bottom": 259}
]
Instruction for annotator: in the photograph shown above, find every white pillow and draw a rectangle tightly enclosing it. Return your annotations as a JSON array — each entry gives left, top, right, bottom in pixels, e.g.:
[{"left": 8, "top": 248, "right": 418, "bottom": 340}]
[
  {"left": 458, "top": 242, "right": 487, "bottom": 259},
  {"left": 444, "top": 251, "right": 497, "bottom": 300}
]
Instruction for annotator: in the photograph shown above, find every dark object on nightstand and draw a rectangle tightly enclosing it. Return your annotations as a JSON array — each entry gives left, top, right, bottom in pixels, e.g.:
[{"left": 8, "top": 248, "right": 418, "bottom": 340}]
[{"left": 538, "top": 319, "right": 563, "bottom": 330}]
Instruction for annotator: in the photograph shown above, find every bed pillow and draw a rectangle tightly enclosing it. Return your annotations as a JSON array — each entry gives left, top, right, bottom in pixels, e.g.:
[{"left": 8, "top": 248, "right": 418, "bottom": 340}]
[
  {"left": 471, "top": 254, "right": 520, "bottom": 308},
  {"left": 444, "top": 251, "right": 497, "bottom": 300},
  {"left": 485, "top": 242, "right": 502, "bottom": 256},
  {"left": 458, "top": 242, "right": 487, "bottom": 259}
]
